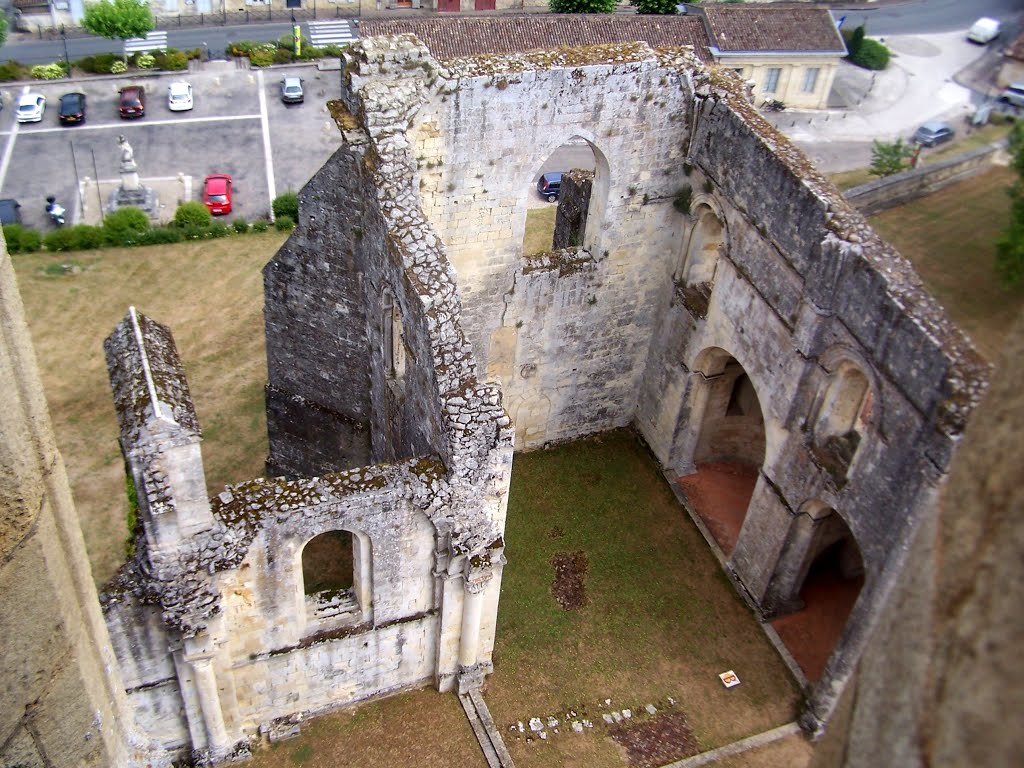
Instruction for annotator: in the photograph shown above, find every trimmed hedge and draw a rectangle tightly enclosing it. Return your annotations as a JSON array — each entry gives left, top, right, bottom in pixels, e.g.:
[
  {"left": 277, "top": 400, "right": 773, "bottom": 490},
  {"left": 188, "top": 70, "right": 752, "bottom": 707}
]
[{"left": 851, "top": 38, "right": 890, "bottom": 70}]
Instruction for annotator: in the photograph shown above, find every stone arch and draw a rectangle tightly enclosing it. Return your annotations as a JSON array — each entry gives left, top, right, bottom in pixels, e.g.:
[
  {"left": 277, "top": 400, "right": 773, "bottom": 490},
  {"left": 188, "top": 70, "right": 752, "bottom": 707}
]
[
  {"left": 767, "top": 502, "right": 865, "bottom": 683},
  {"left": 677, "top": 195, "right": 727, "bottom": 286},
  {"left": 296, "top": 528, "right": 373, "bottom": 631},
  {"left": 811, "top": 349, "right": 879, "bottom": 480},
  {"left": 674, "top": 346, "right": 768, "bottom": 556}
]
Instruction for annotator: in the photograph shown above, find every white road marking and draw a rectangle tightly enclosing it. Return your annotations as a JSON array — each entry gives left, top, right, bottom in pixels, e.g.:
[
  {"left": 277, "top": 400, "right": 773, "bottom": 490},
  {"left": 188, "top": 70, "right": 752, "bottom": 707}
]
[
  {"left": 256, "top": 69, "right": 277, "bottom": 220},
  {"left": 0, "top": 85, "right": 30, "bottom": 193},
  {"left": 0, "top": 113, "right": 262, "bottom": 137}
]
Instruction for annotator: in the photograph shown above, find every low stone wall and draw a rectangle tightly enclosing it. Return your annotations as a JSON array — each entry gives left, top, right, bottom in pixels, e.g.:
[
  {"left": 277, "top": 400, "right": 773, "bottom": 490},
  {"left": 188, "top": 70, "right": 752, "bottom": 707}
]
[{"left": 844, "top": 143, "right": 1000, "bottom": 215}]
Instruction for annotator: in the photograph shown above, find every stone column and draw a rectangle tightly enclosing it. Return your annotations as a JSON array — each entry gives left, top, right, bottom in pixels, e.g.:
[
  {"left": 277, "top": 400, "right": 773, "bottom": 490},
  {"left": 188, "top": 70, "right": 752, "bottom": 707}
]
[
  {"left": 668, "top": 372, "right": 718, "bottom": 476},
  {"left": 185, "top": 652, "right": 230, "bottom": 755},
  {"left": 457, "top": 559, "right": 493, "bottom": 693}
]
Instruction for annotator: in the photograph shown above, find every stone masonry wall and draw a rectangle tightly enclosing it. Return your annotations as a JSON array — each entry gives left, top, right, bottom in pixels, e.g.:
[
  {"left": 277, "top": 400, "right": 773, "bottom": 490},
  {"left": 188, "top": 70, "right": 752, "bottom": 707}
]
[{"left": 552, "top": 170, "right": 593, "bottom": 251}]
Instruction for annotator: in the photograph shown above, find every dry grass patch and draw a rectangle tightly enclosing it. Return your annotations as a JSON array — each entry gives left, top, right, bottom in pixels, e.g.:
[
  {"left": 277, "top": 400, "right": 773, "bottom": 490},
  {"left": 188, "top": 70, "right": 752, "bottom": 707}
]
[
  {"left": 525, "top": 206, "right": 557, "bottom": 255},
  {"left": 711, "top": 732, "right": 814, "bottom": 768},
  {"left": 869, "top": 166, "right": 1024, "bottom": 362},
  {"left": 487, "top": 431, "right": 801, "bottom": 768},
  {"left": 11, "top": 233, "right": 285, "bottom": 584},
  {"left": 245, "top": 688, "right": 484, "bottom": 768}
]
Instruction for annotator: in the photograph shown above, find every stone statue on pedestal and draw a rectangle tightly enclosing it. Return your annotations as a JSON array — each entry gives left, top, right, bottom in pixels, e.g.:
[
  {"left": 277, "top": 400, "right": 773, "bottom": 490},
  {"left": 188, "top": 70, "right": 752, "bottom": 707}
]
[{"left": 109, "top": 134, "right": 156, "bottom": 215}]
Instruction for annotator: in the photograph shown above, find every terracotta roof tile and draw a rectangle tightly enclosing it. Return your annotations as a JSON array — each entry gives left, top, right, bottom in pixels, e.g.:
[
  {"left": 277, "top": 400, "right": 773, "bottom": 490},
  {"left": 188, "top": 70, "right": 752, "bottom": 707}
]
[
  {"left": 359, "top": 14, "right": 712, "bottom": 62},
  {"left": 701, "top": 5, "right": 846, "bottom": 54}
]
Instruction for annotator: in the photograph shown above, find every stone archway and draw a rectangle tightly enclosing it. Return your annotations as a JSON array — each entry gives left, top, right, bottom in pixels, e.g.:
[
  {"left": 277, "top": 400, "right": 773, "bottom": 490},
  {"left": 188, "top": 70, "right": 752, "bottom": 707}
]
[{"left": 674, "top": 348, "right": 767, "bottom": 556}]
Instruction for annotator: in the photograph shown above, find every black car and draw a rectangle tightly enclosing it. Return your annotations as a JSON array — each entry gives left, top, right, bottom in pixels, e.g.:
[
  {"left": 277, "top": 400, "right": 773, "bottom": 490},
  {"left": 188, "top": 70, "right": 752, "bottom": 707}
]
[
  {"left": 537, "top": 171, "right": 563, "bottom": 202},
  {"left": 58, "top": 92, "right": 86, "bottom": 126},
  {"left": 0, "top": 198, "right": 22, "bottom": 225}
]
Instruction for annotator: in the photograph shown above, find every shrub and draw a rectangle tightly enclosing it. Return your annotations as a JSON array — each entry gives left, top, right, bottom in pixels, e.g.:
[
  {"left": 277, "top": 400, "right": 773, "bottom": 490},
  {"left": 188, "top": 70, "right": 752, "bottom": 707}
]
[
  {"left": 232, "top": 218, "right": 249, "bottom": 234},
  {"left": 228, "top": 40, "right": 260, "bottom": 57},
  {"left": 30, "top": 62, "right": 68, "bottom": 80},
  {"left": 134, "top": 53, "right": 156, "bottom": 70},
  {"left": 3, "top": 224, "right": 42, "bottom": 253},
  {"left": 321, "top": 44, "right": 348, "bottom": 57},
  {"left": 272, "top": 192, "right": 299, "bottom": 221},
  {"left": 103, "top": 207, "right": 150, "bottom": 246},
  {"left": 153, "top": 49, "right": 188, "bottom": 71},
  {"left": 186, "top": 48, "right": 203, "bottom": 60},
  {"left": 0, "top": 60, "right": 27, "bottom": 81},
  {"left": 249, "top": 48, "right": 274, "bottom": 68},
  {"left": 173, "top": 201, "right": 212, "bottom": 229},
  {"left": 110, "top": 59, "right": 128, "bottom": 74},
  {"left": 44, "top": 228, "right": 76, "bottom": 252},
  {"left": 274, "top": 215, "right": 295, "bottom": 232},
  {"left": 138, "top": 227, "right": 184, "bottom": 246},
  {"left": 273, "top": 48, "right": 293, "bottom": 65},
  {"left": 208, "top": 222, "right": 231, "bottom": 238},
  {"left": 850, "top": 38, "right": 890, "bottom": 70},
  {"left": 76, "top": 53, "right": 119, "bottom": 74},
  {"left": 252, "top": 219, "right": 269, "bottom": 233}
]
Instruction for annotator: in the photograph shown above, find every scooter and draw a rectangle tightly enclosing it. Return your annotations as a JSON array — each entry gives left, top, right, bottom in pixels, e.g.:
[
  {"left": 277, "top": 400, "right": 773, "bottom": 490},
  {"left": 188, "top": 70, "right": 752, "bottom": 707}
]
[{"left": 45, "top": 195, "right": 65, "bottom": 226}]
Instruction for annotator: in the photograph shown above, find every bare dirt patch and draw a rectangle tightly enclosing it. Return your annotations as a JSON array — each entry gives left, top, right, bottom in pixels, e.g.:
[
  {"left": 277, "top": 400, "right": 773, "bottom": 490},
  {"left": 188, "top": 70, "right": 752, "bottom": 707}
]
[
  {"left": 609, "top": 711, "right": 699, "bottom": 768},
  {"left": 552, "top": 550, "right": 588, "bottom": 611}
]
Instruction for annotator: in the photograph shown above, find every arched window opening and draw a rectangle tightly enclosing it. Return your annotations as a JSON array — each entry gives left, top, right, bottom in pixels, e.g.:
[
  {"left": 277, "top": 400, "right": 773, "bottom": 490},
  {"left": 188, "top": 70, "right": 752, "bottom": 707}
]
[
  {"left": 813, "top": 364, "right": 871, "bottom": 482},
  {"left": 677, "top": 204, "right": 724, "bottom": 318},
  {"left": 524, "top": 137, "right": 602, "bottom": 257},
  {"left": 301, "top": 530, "right": 371, "bottom": 625},
  {"left": 382, "top": 290, "right": 406, "bottom": 380}
]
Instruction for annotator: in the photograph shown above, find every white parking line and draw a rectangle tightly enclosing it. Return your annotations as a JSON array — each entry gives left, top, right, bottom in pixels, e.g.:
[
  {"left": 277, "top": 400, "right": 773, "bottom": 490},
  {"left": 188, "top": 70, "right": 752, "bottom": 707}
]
[
  {"left": 256, "top": 70, "right": 277, "bottom": 220},
  {"left": 0, "top": 113, "right": 262, "bottom": 138},
  {"left": 0, "top": 85, "right": 30, "bottom": 193}
]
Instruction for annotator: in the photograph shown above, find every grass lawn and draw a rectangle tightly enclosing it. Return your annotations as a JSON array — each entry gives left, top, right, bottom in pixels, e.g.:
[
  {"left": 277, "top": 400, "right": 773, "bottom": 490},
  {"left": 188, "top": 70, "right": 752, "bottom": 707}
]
[
  {"left": 11, "top": 233, "right": 283, "bottom": 585},
  {"left": 525, "top": 206, "right": 557, "bottom": 255},
  {"left": 869, "top": 166, "right": 1024, "bottom": 362},
  {"left": 486, "top": 431, "right": 802, "bottom": 767}
]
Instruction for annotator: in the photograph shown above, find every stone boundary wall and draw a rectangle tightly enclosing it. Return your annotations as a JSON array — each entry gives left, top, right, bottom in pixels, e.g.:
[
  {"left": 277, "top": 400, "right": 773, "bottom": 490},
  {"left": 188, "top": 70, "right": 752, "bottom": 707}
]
[{"left": 844, "top": 143, "right": 1001, "bottom": 215}]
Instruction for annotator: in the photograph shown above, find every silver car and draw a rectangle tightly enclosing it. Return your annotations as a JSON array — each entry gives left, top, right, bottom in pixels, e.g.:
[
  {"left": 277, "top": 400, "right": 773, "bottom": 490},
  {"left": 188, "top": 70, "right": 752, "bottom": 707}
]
[
  {"left": 280, "top": 76, "right": 304, "bottom": 104},
  {"left": 999, "top": 83, "right": 1024, "bottom": 108}
]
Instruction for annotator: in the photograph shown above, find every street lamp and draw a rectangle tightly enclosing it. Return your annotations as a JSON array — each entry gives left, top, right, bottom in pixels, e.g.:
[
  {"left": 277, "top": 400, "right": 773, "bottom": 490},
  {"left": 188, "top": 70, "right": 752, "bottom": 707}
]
[{"left": 60, "top": 25, "right": 70, "bottom": 74}]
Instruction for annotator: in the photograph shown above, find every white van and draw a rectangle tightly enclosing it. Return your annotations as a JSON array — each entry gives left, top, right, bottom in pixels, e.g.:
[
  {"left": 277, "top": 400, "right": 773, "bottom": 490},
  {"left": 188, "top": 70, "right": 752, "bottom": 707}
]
[{"left": 967, "top": 17, "right": 1001, "bottom": 44}]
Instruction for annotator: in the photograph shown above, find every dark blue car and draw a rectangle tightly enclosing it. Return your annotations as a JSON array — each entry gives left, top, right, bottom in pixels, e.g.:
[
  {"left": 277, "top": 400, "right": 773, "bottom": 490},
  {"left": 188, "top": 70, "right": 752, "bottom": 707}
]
[{"left": 537, "top": 171, "right": 563, "bottom": 202}]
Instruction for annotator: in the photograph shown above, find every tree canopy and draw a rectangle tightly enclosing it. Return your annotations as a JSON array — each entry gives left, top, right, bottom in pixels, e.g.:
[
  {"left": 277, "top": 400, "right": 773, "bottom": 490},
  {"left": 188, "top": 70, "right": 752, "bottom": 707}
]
[
  {"left": 995, "top": 122, "right": 1024, "bottom": 286},
  {"left": 868, "top": 138, "right": 913, "bottom": 178},
  {"left": 82, "top": 0, "right": 154, "bottom": 43},
  {"left": 630, "top": 0, "right": 678, "bottom": 14},
  {"left": 0, "top": 15, "right": 9, "bottom": 51},
  {"left": 550, "top": 0, "right": 617, "bottom": 14}
]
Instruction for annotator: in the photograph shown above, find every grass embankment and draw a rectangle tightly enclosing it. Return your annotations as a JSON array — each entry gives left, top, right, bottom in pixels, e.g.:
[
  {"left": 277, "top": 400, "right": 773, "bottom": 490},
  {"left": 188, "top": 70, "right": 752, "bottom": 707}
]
[
  {"left": 869, "top": 166, "right": 1024, "bottom": 361},
  {"left": 12, "top": 234, "right": 283, "bottom": 585}
]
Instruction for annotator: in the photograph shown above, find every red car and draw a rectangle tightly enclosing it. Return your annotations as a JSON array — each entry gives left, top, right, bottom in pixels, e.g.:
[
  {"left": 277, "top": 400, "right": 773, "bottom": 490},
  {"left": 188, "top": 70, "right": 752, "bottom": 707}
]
[{"left": 202, "top": 174, "right": 233, "bottom": 216}]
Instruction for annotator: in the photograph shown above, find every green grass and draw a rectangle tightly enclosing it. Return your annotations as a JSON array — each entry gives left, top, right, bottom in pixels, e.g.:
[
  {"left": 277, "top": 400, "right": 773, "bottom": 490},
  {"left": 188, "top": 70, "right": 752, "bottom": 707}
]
[
  {"left": 487, "top": 431, "right": 801, "bottom": 768},
  {"left": 525, "top": 206, "right": 557, "bottom": 255},
  {"left": 869, "top": 166, "right": 1024, "bottom": 362}
]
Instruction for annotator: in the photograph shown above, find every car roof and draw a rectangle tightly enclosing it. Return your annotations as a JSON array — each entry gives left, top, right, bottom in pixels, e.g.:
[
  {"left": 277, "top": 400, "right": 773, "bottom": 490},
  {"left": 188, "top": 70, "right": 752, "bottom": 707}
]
[
  {"left": 283, "top": 76, "right": 302, "bottom": 86},
  {"left": 919, "top": 121, "right": 950, "bottom": 132},
  {"left": 205, "top": 174, "right": 231, "bottom": 190},
  {"left": 169, "top": 81, "right": 190, "bottom": 92},
  {"left": 120, "top": 85, "right": 143, "bottom": 94},
  {"left": 60, "top": 92, "right": 85, "bottom": 100},
  {"left": 17, "top": 93, "right": 42, "bottom": 105},
  {"left": 1007, "top": 83, "right": 1024, "bottom": 91}
]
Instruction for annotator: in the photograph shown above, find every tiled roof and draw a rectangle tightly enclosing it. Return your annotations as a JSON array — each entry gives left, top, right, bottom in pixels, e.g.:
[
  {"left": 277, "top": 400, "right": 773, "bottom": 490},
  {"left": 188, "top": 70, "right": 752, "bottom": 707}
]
[
  {"left": 359, "top": 14, "right": 712, "bottom": 62},
  {"left": 701, "top": 5, "right": 846, "bottom": 54}
]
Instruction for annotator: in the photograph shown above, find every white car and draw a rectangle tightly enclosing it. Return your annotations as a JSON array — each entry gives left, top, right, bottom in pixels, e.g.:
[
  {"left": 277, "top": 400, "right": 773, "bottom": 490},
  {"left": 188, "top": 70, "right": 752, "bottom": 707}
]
[
  {"left": 168, "top": 81, "right": 193, "bottom": 111},
  {"left": 967, "top": 17, "right": 1001, "bottom": 44},
  {"left": 15, "top": 93, "right": 45, "bottom": 123}
]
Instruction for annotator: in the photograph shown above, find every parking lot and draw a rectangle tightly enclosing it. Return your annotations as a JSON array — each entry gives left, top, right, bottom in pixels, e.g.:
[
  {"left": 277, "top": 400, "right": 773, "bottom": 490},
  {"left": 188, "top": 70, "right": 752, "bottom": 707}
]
[{"left": 0, "top": 60, "right": 344, "bottom": 230}]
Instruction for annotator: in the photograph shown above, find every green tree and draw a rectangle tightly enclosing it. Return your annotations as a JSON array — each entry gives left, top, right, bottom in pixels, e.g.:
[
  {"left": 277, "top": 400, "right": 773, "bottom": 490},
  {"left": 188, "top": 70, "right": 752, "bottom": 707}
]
[
  {"left": 869, "top": 138, "right": 912, "bottom": 177},
  {"left": 995, "top": 123, "right": 1024, "bottom": 286},
  {"left": 630, "top": 0, "right": 677, "bottom": 14},
  {"left": 82, "top": 0, "right": 154, "bottom": 59},
  {"left": 550, "top": 0, "right": 617, "bottom": 14},
  {"left": 0, "top": 14, "right": 9, "bottom": 50}
]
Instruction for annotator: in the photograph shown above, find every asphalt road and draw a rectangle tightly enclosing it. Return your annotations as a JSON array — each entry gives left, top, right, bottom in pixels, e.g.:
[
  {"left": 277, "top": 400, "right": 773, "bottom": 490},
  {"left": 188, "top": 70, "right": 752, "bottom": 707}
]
[
  {"left": 830, "top": 0, "right": 1023, "bottom": 35},
  {"left": 0, "top": 62, "right": 343, "bottom": 230}
]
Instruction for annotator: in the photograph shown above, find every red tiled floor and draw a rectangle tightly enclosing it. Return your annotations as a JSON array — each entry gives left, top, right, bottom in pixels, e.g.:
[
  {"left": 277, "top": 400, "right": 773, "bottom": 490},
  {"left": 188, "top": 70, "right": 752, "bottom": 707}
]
[{"left": 676, "top": 461, "right": 862, "bottom": 682}]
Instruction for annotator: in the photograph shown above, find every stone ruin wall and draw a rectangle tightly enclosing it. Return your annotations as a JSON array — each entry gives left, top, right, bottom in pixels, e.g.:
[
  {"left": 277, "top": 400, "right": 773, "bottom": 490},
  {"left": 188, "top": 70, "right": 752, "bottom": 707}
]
[{"left": 288, "top": 36, "right": 987, "bottom": 733}]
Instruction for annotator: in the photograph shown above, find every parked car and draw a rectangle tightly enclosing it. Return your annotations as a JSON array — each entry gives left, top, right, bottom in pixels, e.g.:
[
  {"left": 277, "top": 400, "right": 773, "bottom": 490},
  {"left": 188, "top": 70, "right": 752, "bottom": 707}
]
[
  {"left": 911, "top": 121, "right": 955, "bottom": 148},
  {"left": 999, "top": 83, "right": 1024, "bottom": 108},
  {"left": 280, "top": 76, "right": 304, "bottom": 104},
  {"left": 118, "top": 86, "right": 146, "bottom": 119},
  {"left": 536, "top": 171, "right": 563, "bottom": 202},
  {"left": 967, "top": 17, "right": 1001, "bottom": 45},
  {"left": 58, "top": 92, "right": 86, "bottom": 126},
  {"left": 15, "top": 93, "right": 45, "bottom": 123},
  {"left": 167, "top": 81, "right": 193, "bottom": 112},
  {"left": 202, "top": 174, "right": 233, "bottom": 216},
  {"left": 0, "top": 198, "right": 22, "bottom": 225}
]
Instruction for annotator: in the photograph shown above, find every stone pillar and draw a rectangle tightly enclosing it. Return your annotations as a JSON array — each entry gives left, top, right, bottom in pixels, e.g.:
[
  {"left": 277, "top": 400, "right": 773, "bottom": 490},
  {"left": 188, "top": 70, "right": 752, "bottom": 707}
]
[
  {"left": 457, "top": 557, "right": 494, "bottom": 693},
  {"left": 668, "top": 371, "right": 717, "bottom": 476},
  {"left": 184, "top": 651, "right": 231, "bottom": 756},
  {"left": 760, "top": 513, "right": 818, "bottom": 617}
]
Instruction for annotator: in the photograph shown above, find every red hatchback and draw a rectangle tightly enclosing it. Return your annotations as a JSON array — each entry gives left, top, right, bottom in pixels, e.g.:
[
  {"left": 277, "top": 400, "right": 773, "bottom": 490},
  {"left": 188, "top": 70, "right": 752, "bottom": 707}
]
[{"left": 202, "top": 174, "right": 233, "bottom": 216}]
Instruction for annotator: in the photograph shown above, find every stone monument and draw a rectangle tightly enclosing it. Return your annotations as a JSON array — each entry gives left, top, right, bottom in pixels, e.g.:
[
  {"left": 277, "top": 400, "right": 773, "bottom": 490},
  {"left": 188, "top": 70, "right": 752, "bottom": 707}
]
[{"left": 107, "top": 134, "right": 158, "bottom": 216}]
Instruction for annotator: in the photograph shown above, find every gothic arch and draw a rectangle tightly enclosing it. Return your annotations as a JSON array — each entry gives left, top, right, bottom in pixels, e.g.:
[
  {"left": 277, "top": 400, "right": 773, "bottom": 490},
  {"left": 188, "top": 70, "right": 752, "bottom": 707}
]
[{"left": 677, "top": 194, "right": 728, "bottom": 286}]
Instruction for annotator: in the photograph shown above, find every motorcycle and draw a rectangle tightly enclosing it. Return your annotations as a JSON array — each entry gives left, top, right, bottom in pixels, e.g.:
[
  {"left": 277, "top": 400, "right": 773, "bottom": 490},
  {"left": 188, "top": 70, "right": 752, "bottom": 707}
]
[{"left": 45, "top": 195, "right": 65, "bottom": 226}]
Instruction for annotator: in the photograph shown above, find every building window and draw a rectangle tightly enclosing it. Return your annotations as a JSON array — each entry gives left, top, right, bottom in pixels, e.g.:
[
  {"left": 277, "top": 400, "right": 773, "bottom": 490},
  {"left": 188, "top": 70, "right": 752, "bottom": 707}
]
[
  {"left": 763, "top": 68, "right": 781, "bottom": 93},
  {"left": 301, "top": 530, "right": 373, "bottom": 627},
  {"left": 803, "top": 68, "right": 820, "bottom": 94}
]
